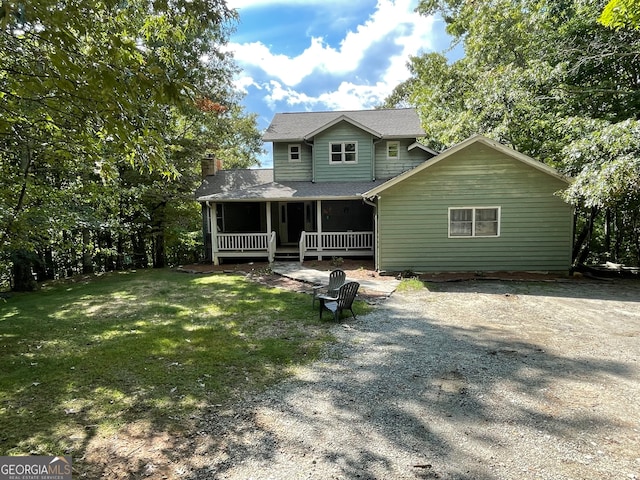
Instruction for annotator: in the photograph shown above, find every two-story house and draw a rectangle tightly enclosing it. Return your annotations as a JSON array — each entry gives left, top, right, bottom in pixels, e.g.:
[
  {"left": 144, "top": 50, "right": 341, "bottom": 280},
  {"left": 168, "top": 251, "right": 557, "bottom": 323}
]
[{"left": 196, "top": 108, "right": 573, "bottom": 273}]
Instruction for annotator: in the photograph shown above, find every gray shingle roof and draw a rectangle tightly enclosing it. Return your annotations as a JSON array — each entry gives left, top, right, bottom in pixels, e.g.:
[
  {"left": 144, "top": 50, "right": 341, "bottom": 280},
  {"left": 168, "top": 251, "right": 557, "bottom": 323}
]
[
  {"left": 262, "top": 108, "right": 426, "bottom": 142},
  {"left": 196, "top": 169, "right": 387, "bottom": 202},
  {"left": 195, "top": 169, "right": 274, "bottom": 199}
]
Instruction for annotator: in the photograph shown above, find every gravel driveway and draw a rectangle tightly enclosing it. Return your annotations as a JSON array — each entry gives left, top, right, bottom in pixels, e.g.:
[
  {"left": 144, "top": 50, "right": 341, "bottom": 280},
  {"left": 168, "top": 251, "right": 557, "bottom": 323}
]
[{"left": 186, "top": 279, "right": 640, "bottom": 480}]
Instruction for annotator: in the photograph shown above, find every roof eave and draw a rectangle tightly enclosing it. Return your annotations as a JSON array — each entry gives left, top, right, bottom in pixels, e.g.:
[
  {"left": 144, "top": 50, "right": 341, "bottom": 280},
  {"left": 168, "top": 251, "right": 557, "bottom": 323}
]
[
  {"left": 304, "top": 115, "right": 382, "bottom": 140},
  {"left": 198, "top": 194, "right": 365, "bottom": 202},
  {"left": 407, "top": 141, "right": 438, "bottom": 155}
]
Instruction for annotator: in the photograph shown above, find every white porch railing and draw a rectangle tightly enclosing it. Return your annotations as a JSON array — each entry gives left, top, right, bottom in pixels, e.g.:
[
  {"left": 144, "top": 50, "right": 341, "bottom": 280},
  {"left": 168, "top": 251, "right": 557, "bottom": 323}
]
[
  {"left": 215, "top": 231, "right": 373, "bottom": 263},
  {"left": 300, "top": 231, "right": 373, "bottom": 261},
  {"left": 217, "top": 232, "right": 271, "bottom": 251},
  {"left": 215, "top": 232, "right": 276, "bottom": 262}
]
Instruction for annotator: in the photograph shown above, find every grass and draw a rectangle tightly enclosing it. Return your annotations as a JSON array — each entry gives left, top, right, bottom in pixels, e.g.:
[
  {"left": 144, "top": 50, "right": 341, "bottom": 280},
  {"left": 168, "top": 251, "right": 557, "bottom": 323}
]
[
  {"left": 0, "top": 269, "right": 354, "bottom": 458},
  {"left": 396, "top": 277, "right": 426, "bottom": 292}
]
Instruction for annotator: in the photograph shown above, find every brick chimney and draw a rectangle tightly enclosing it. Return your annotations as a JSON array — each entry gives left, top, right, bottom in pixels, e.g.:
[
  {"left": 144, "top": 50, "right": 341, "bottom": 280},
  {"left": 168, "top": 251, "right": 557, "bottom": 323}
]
[{"left": 201, "top": 154, "right": 223, "bottom": 177}]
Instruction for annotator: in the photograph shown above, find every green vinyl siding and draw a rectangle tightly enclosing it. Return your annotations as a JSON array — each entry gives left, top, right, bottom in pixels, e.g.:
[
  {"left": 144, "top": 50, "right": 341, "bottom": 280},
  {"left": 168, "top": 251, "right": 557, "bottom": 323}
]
[
  {"left": 273, "top": 142, "right": 312, "bottom": 181},
  {"left": 375, "top": 139, "right": 429, "bottom": 179},
  {"left": 313, "top": 123, "right": 373, "bottom": 182},
  {"left": 377, "top": 144, "right": 573, "bottom": 272}
]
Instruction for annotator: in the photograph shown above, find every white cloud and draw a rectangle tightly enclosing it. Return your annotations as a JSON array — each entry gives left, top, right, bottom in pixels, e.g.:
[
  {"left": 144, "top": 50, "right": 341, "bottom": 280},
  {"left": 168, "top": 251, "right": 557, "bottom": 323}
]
[
  {"left": 261, "top": 80, "right": 395, "bottom": 111},
  {"left": 317, "top": 82, "right": 393, "bottom": 110},
  {"left": 229, "top": 0, "right": 435, "bottom": 88},
  {"left": 233, "top": 75, "right": 260, "bottom": 94},
  {"left": 228, "top": 0, "right": 439, "bottom": 113},
  {"left": 229, "top": 37, "right": 336, "bottom": 86},
  {"left": 265, "top": 81, "right": 316, "bottom": 109}
]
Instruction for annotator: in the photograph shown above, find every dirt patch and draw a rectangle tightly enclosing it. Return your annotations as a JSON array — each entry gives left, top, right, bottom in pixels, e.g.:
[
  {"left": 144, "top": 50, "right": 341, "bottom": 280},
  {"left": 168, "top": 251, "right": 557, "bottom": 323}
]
[
  {"left": 177, "top": 258, "right": 378, "bottom": 279},
  {"left": 177, "top": 259, "right": 577, "bottom": 283},
  {"left": 177, "top": 259, "right": 388, "bottom": 301}
]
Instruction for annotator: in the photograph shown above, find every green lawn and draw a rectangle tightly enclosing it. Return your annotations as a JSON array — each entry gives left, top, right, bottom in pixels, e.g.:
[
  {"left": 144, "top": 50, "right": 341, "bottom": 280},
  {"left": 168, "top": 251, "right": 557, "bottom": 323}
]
[{"left": 0, "top": 269, "right": 350, "bottom": 458}]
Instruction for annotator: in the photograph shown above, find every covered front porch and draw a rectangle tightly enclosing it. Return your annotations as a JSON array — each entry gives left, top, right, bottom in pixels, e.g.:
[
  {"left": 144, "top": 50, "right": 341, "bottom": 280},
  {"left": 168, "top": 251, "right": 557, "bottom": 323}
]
[{"left": 204, "top": 199, "right": 374, "bottom": 264}]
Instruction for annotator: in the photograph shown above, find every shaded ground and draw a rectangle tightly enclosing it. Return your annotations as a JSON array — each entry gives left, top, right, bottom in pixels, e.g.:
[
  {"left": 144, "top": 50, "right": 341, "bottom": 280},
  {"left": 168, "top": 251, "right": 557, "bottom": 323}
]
[
  {"left": 78, "top": 264, "right": 640, "bottom": 479},
  {"left": 178, "top": 277, "right": 640, "bottom": 480}
]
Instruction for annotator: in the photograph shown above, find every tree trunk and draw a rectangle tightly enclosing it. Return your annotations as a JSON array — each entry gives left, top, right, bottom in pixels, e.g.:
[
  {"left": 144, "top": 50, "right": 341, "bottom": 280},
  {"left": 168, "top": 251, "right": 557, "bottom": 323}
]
[
  {"left": 614, "top": 209, "right": 622, "bottom": 263},
  {"left": 574, "top": 207, "right": 599, "bottom": 266},
  {"left": 116, "top": 232, "right": 125, "bottom": 270},
  {"left": 150, "top": 201, "right": 167, "bottom": 268},
  {"left": 104, "top": 231, "right": 116, "bottom": 271},
  {"left": 132, "top": 231, "right": 148, "bottom": 268},
  {"left": 82, "top": 228, "right": 94, "bottom": 274},
  {"left": 12, "top": 250, "right": 38, "bottom": 291},
  {"left": 34, "top": 246, "right": 55, "bottom": 281},
  {"left": 153, "top": 232, "right": 166, "bottom": 268},
  {"left": 604, "top": 208, "right": 612, "bottom": 260}
]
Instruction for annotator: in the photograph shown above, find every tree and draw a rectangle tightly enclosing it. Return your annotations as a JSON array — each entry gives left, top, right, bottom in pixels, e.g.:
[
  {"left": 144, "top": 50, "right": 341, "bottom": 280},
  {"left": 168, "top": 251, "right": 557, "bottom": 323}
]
[
  {"left": 0, "top": 0, "right": 262, "bottom": 290},
  {"left": 385, "top": 0, "right": 640, "bottom": 266},
  {"left": 600, "top": 0, "right": 640, "bottom": 30}
]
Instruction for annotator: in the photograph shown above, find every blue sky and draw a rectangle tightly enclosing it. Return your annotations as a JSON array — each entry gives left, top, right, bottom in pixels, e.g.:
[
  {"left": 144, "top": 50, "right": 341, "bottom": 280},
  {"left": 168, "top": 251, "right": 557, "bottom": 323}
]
[{"left": 225, "top": 0, "right": 459, "bottom": 166}]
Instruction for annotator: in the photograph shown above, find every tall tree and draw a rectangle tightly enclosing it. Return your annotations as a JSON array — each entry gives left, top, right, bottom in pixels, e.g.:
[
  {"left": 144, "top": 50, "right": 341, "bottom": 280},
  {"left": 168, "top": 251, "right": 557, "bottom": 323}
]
[{"left": 0, "top": 0, "right": 262, "bottom": 289}]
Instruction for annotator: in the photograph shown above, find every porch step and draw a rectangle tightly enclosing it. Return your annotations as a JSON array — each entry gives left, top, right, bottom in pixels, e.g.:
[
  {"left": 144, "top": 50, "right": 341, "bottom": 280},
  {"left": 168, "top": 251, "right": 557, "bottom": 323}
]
[{"left": 274, "top": 251, "right": 299, "bottom": 261}]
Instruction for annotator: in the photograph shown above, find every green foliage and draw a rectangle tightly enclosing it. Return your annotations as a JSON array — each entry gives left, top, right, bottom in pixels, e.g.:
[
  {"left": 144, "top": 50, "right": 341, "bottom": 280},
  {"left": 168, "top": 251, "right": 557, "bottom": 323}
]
[
  {"left": 331, "top": 256, "right": 344, "bottom": 267},
  {"left": 600, "top": 0, "right": 640, "bottom": 30},
  {"left": 0, "top": 270, "right": 335, "bottom": 464},
  {"left": 0, "top": 0, "right": 263, "bottom": 289}
]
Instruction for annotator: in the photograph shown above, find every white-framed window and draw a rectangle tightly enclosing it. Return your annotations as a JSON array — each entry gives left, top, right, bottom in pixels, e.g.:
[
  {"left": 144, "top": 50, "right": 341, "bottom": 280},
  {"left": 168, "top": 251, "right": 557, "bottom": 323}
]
[
  {"left": 387, "top": 141, "right": 400, "bottom": 160},
  {"left": 330, "top": 142, "right": 357, "bottom": 164},
  {"left": 288, "top": 144, "right": 301, "bottom": 162},
  {"left": 448, "top": 207, "right": 501, "bottom": 238}
]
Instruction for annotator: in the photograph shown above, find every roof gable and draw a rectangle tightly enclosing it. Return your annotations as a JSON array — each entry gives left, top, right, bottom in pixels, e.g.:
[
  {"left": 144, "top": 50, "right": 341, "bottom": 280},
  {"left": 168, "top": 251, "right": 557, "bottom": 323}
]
[
  {"left": 262, "top": 108, "right": 426, "bottom": 142},
  {"left": 363, "top": 135, "right": 570, "bottom": 198},
  {"left": 305, "top": 115, "right": 382, "bottom": 139}
]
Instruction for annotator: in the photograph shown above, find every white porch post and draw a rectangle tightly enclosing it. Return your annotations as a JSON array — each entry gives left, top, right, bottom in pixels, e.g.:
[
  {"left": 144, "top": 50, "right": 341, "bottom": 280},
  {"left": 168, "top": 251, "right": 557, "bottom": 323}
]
[
  {"left": 210, "top": 202, "right": 219, "bottom": 265},
  {"left": 316, "top": 199, "right": 323, "bottom": 261},
  {"left": 266, "top": 201, "right": 272, "bottom": 235},
  {"left": 266, "top": 201, "right": 273, "bottom": 262}
]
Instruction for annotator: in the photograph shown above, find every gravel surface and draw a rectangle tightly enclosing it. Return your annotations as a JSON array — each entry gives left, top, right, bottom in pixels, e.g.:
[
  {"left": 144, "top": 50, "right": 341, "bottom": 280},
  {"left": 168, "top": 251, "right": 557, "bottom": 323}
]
[{"left": 183, "top": 278, "right": 640, "bottom": 480}]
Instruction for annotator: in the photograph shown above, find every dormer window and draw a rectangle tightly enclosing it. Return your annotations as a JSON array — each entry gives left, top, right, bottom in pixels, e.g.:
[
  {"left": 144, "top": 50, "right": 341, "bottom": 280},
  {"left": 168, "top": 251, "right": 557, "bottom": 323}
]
[
  {"left": 387, "top": 141, "right": 400, "bottom": 160},
  {"left": 330, "top": 142, "right": 357, "bottom": 164},
  {"left": 289, "top": 144, "right": 301, "bottom": 162}
]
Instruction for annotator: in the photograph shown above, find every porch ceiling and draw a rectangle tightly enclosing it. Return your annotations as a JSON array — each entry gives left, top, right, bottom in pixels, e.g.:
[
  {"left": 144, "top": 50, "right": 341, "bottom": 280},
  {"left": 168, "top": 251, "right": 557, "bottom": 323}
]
[{"left": 197, "top": 179, "right": 388, "bottom": 202}]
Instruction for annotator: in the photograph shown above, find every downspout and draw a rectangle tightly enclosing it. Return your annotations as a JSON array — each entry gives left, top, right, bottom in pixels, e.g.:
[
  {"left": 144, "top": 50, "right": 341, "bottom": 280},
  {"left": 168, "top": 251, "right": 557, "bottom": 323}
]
[
  {"left": 362, "top": 196, "right": 379, "bottom": 271},
  {"left": 304, "top": 138, "right": 315, "bottom": 182}
]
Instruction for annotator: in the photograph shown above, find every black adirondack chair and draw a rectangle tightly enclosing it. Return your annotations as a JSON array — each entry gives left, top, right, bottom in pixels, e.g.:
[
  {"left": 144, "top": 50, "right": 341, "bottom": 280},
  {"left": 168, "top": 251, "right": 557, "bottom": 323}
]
[
  {"left": 320, "top": 281, "right": 360, "bottom": 322},
  {"left": 312, "top": 269, "right": 346, "bottom": 308}
]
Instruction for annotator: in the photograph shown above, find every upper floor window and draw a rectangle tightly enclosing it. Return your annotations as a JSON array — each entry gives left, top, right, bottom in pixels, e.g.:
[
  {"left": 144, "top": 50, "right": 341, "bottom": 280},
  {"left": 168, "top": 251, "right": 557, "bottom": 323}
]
[
  {"left": 289, "top": 144, "right": 301, "bottom": 162},
  {"left": 330, "top": 142, "right": 357, "bottom": 164},
  {"left": 449, "top": 207, "right": 501, "bottom": 238},
  {"left": 387, "top": 141, "right": 399, "bottom": 160}
]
